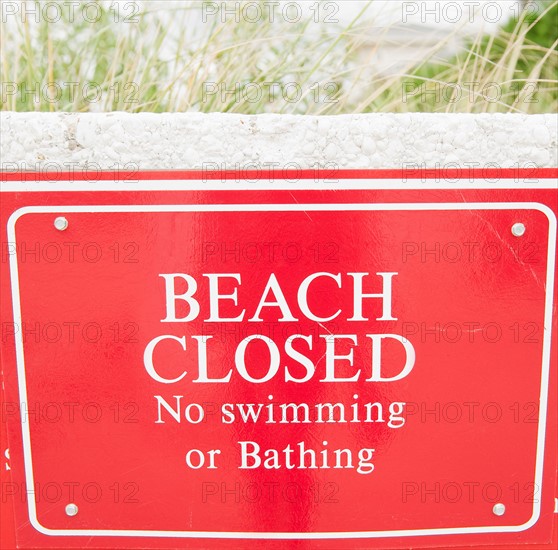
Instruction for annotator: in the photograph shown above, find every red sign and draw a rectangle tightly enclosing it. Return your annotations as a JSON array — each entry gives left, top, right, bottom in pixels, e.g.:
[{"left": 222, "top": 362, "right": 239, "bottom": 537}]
[{"left": 1, "top": 170, "right": 557, "bottom": 549}]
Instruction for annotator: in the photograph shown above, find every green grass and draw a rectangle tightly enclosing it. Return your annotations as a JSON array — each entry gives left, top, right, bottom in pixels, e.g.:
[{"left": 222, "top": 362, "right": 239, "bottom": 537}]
[
  {"left": 1, "top": 0, "right": 556, "bottom": 114},
  {"left": 391, "top": 0, "right": 558, "bottom": 113}
]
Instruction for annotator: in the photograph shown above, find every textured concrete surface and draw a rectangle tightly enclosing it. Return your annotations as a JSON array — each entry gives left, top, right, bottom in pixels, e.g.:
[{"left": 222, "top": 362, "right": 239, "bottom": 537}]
[{"left": 1, "top": 112, "right": 556, "bottom": 171}]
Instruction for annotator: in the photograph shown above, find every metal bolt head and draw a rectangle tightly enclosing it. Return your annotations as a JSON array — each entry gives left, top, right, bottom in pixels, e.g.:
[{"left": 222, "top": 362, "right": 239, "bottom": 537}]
[
  {"left": 65, "top": 503, "right": 78, "bottom": 517},
  {"left": 511, "top": 223, "right": 526, "bottom": 237},
  {"left": 54, "top": 216, "right": 69, "bottom": 231},
  {"left": 493, "top": 503, "right": 506, "bottom": 516}
]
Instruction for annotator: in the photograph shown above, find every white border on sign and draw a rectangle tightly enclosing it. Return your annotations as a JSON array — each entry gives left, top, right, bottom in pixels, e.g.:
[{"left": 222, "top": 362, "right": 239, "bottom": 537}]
[
  {"left": 0, "top": 177, "right": 557, "bottom": 191},
  {"left": 6, "top": 201, "right": 557, "bottom": 540}
]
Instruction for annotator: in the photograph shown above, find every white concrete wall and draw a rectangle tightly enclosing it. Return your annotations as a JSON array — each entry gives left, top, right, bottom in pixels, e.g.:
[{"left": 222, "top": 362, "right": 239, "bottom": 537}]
[{"left": 0, "top": 112, "right": 556, "bottom": 171}]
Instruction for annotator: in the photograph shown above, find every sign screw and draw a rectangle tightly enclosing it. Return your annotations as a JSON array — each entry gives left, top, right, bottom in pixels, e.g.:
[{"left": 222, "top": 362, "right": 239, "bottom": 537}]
[
  {"left": 493, "top": 503, "right": 506, "bottom": 516},
  {"left": 511, "top": 223, "right": 526, "bottom": 237},
  {"left": 54, "top": 216, "right": 69, "bottom": 231},
  {"left": 65, "top": 503, "right": 78, "bottom": 517}
]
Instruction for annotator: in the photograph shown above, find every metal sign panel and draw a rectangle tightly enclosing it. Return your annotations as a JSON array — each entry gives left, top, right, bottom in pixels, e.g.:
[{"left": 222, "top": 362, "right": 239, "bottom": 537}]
[{"left": 1, "top": 170, "right": 557, "bottom": 549}]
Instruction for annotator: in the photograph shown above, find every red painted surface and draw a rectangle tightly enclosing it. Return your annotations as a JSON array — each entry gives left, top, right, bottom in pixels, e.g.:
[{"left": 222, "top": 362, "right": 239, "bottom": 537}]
[
  {"left": 0, "top": 170, "right": 556, "bottom": 549},
  {"left": 1, "top": 167, "right": 557, "bottom": 181}
]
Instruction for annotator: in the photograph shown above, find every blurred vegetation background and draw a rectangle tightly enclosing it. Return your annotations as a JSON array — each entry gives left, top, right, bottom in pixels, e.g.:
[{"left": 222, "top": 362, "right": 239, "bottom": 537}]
[{"left": 1, "top": 0, "right": 556, "bottom": 113}]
